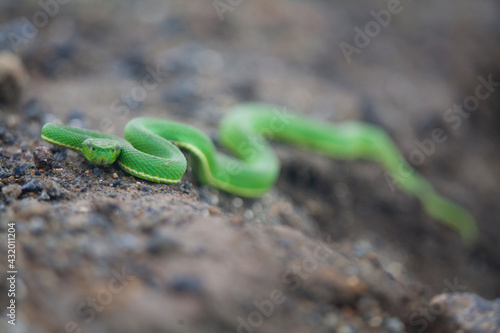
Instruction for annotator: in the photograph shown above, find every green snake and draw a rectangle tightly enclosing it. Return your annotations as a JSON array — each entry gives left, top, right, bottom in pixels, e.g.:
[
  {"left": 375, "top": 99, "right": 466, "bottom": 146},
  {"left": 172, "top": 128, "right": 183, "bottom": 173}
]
[{"left": 41, "top": 103, "right": 477, "bottom": 242}]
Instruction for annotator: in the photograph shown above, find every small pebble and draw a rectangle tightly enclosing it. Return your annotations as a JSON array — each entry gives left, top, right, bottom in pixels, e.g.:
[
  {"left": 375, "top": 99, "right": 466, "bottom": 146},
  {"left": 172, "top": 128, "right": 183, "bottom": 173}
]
[
  {"left": 2, "top": 133, "right": 17, "bottom": 145},
  {"left": 33, "top": 146, "right": 55, "bottom": 170},
  {"left": 93, "top": 168, "right": 101, "bottom": 176},
  {"left": 94, "top": 199, "right": 121, "bottom": 216},
  {"left": 0, "top": 167, "right": 10, "bottom": 178},
  {"left": 386, "top": 317, "right": 405, "bottom": 332},
  {"left": 13, "top": 165, "right": 25, "bottom": 178},
  {"left": 2, "top": 183, "right": 22, "bottom": 199},
  {"left": 368, "top": 316, "right": 383, "bottom": 328},
  {"left": 208, "top": 206, "right": 222, "bottom": 215},
  {"left": 44, "top": 180, "right": 61, "bottom": 199},
  {"left": 243, "top": 209, "right": 254, "bottom": 219},
  {"left": 169, "top": 275, "right": 203, "bottom": 294},
  {"left": 38, "top": 190, "right": 50, "bottom": 201},
  {"left": 147, "top": 234, "right": 180, "bottom": 255},
  {"left": 347, "top": 276, "right": 361, "bottom": 288},
  {"left": 139, "top": 184, "right": 151, "bottom": 192},
  {"left": 353, "top": 240, "right": 373, "bottom": 257},
  {"left": 232, "top": 197, "right": 243, "bottom": 208},
  {"left": 337, "top": 325, "right": 353, "bottom": 333},
  {"left": 323, "top": 313, "right": 339, "bottom": 328},
  {"left": 113, "top": 173, "right": 118, "bottom": 179},
  {"left": 22, "top": 179, "right": 43, "bottom": 193},
  {"left": 112, "top": 179, "right": 121, "bottom": 187}
]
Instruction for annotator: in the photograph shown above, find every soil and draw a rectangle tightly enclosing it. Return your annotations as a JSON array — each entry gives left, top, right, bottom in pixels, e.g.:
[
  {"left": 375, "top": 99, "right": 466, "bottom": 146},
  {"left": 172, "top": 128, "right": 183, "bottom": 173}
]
[{"left": 0, "top": 1, "right": 499, "bottom": 333}]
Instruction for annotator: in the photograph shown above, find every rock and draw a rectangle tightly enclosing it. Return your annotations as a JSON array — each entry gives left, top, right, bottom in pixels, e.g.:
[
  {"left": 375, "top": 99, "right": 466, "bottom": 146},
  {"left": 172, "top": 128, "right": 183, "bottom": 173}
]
[
  {"left": 430, "top": 292, "right": 500, "bottom": 333},
  {"left": 138, "top": 184, "right": 151, "bottom": 192},
  {"left": 13, "top": 165, "right": 25, "bottom": 178},
  {"left": 33, "top": 146, "right": 55, "bottom": 170},
  {"left": 385, "top": 317, "right": 405, "bottom": 333},
  {"left": 147, "top": 234, "right": 180, "bottom": 255},
  {"left": 1, "top": 132, "right": 17, "bottom": 145},
  {"left": 38, "top": 190, "right": 50, "bottom": 201},
  {"left": 22, "top": 179, "right": 43, "bottom": 193},
  {"left": 168, "top": 275, "right": 203, "bottom": 294},
  {"left": 93, "top": 199, "right": 121, "bottom": 218},
  {"left": 0, "top": 52, "right": 28, "bottom": 107},
  {"left": 44, "top": 180, "right": 62, "bottom": 199},
  {"left": 0, "top": 167, "right": 10, "bottom": 178},
  {"left": 2, "top": 183, "right": 22, "bottom": 199}
]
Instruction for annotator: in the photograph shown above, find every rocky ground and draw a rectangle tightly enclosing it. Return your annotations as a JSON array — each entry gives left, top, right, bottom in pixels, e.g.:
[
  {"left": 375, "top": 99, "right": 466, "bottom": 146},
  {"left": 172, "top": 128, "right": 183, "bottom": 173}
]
[{"left": 0, "top": 1, "right": 499, "bottom": 332}]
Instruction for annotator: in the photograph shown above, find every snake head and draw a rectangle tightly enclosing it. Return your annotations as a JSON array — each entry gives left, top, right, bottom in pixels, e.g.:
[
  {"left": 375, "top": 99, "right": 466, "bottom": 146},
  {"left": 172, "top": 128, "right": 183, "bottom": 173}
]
[{"left": 82, "top": 139, "right": 121, "bottom": 165}]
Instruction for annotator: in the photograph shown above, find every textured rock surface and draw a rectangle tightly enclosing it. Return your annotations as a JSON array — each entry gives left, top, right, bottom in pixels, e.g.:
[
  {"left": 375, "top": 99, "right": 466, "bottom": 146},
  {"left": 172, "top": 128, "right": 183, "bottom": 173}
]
[{"left": 430, "top": 293, "right": 500, "bottom": 333}]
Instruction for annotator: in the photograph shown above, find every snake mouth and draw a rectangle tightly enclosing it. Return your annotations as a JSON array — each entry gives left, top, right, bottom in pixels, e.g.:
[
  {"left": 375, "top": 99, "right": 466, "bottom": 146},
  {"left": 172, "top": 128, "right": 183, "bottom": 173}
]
[{"left": 92, "top": 158, "right": 107, "bottom": 166}]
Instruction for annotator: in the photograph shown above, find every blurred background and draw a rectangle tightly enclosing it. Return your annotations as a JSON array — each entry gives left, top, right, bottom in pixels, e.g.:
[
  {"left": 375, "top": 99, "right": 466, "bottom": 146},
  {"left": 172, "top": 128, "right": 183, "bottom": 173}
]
[{"left": 0, "top": 1, "right": 499, "bottom": 332}]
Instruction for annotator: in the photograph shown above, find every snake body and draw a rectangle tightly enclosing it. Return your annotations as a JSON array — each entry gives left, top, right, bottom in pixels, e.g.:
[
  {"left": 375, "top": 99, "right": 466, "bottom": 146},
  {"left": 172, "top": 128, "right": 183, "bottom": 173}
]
[{"left": 41, "top": 103, "right": 477, "bottom": 241}]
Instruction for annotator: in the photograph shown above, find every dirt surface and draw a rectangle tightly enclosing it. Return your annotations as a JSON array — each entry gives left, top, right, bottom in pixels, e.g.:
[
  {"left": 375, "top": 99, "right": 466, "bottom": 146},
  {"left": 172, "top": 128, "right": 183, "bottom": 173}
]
[{"left": 0, "top": 1, "right": 499, "bottom": 333}]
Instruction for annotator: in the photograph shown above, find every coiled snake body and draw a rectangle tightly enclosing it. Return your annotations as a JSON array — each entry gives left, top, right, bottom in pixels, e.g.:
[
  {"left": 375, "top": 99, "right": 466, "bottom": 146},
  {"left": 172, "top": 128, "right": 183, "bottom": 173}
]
[{"left": 41, "top": 103, "right": 477, "bottom": 241}]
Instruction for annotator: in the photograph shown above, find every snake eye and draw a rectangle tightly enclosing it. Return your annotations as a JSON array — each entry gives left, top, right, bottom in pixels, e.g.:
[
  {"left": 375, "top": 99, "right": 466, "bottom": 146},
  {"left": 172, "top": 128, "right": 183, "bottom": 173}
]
[
  {"left": 110, "top": 149, "right": 114, "bottom": 153},
  {"left": 92, "top": 147, "right": 96, "bottom": 151}
]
